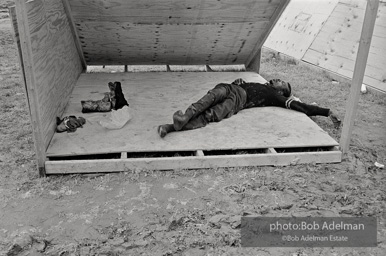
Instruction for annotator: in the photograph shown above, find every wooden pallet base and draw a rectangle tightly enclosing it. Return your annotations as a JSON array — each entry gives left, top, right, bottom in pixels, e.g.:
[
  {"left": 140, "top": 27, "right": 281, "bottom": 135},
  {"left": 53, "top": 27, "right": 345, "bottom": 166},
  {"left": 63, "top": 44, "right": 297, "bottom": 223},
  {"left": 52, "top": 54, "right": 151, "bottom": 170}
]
[
  {"left": 45, "top": 146, "right": 341, "bottom": 174},
  {"left": 45, "top": 71, "right": 342, "bottom": 174}
]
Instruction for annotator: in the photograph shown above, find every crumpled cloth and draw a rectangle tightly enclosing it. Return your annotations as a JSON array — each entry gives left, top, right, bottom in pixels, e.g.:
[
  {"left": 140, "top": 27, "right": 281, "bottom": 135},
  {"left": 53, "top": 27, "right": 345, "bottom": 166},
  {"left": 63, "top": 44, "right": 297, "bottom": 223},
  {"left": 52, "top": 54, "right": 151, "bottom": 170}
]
[
  {"left": 99, "top": 106, "right": 132, "bottom": 129},
  {"left": 56, "top": 116, "right": 86, "bottom": 133}
]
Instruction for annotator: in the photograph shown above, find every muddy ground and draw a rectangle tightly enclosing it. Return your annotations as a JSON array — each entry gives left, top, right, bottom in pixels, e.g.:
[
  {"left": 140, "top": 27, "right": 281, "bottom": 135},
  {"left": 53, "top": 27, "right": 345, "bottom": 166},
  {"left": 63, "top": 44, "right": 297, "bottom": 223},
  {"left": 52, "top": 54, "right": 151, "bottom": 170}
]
[{"left": 1, "top": 2, "right": 386, "bottom": 256}]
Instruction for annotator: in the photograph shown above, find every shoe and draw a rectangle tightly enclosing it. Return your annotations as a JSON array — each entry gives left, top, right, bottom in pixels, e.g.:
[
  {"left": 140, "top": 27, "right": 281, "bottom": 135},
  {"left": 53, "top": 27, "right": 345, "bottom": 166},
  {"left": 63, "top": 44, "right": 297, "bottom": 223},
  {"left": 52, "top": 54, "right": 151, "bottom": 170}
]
[
  {"left": 108, "top": 82, "right": 117, "bottom": 109},
  {"left": 101, "top": 92, "right": 111, "bottom": 102},
  {"left": 81, "top": 100, "right": 111, "bottom": 113},
  {"left": 109, "top": 81, "right": 129, "bottom": 110},
  {"left": 173, "top": 110, "right": 185, "bottom": 131},
  {"left": 56, "top": 116, "right": 86, "bottom": 133},
  {"left": 173, "top": 107, "right": 195, "bottom": 131},
  {"left": 158, "top": 124, "right": 175, "bottom": 138},
  {"left": 182, "top": 115, "right": 208, "bottom": 130}
]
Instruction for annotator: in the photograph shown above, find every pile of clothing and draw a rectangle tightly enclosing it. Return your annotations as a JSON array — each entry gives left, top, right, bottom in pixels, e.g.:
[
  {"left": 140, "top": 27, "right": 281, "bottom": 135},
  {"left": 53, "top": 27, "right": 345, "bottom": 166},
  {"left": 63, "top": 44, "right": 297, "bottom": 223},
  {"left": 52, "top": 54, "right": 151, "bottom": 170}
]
[
  {"left": 56, "top": 81, "right": 131, "bottom": 133},
  {"left": 81, "top": 81, "right": 129, "bottom": 113}
]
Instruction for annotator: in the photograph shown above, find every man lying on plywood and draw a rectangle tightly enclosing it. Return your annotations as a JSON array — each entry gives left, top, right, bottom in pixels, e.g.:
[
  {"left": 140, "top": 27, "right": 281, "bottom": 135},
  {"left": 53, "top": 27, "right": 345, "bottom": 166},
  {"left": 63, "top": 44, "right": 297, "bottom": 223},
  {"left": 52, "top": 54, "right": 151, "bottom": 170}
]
[{"left": 158, "top": 78, "right": 341, "bottom": 138}]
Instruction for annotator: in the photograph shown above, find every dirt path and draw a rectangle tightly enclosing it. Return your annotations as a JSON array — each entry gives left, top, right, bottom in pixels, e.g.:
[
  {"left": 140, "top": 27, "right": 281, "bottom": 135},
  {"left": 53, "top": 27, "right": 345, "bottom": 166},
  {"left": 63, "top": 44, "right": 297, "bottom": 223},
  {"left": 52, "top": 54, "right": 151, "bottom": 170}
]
[
  {"left": 1, "top": 4, "right": 385, "bottom": 255},
  {"left": 1, "top": 164, "right": 385, "bottom": 255}
]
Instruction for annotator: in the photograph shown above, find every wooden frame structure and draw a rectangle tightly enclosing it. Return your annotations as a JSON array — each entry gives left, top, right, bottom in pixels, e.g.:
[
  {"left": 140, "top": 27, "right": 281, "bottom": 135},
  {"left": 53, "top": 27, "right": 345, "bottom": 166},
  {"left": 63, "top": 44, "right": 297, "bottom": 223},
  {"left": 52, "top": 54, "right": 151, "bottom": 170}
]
[
  {"left": 264, "top": 0, "right": 385, "bottom": 93},
  {"left": 9, "top": 0, "right": 378, "bottom": 175}
]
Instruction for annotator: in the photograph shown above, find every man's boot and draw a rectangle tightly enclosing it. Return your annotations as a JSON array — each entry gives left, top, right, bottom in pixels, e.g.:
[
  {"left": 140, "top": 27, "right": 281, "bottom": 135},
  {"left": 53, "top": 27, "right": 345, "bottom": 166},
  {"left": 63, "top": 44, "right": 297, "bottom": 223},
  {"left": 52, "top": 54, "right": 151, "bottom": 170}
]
[
  {"left": 182, "top": 115, "right": 208, "bottom": 130},
  {"left": 173, "top": 91, "right": 217, "bottom": 131},
  {"left": 81, "top": 100, "right": 111, "bottom": 113},
  {"left": 173, "top": 106, "right": 196, "bottom": 131},
  {"left": 158, "top": 124, "right": 176, "bottom": 138},
  {"left": 107, "top": 82, "right": 117, "bottom": 109},
  {"left": 56, "top": 116, "right": 86, "bottom": 133},
  {"left": 109, "top": 81, "right": 129, "bottom": 110}
]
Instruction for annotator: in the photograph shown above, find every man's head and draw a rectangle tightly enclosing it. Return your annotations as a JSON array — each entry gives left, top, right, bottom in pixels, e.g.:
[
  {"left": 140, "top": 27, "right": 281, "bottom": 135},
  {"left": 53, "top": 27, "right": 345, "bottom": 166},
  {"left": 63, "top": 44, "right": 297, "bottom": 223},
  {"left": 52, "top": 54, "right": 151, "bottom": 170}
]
[{"left": 269, "top": 79, "right": 292, "bottom": 97}]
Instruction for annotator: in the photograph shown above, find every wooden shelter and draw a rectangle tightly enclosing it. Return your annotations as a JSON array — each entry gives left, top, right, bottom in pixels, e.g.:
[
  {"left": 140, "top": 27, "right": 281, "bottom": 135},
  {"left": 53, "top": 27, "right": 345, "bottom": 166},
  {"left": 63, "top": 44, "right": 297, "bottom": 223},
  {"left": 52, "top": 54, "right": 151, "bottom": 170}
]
[
  {"left": 9, "top": 0, "right": 378, "bottom": 175},
  {"left": 265, "top": 0, "right": 386, "bottom": 93}
]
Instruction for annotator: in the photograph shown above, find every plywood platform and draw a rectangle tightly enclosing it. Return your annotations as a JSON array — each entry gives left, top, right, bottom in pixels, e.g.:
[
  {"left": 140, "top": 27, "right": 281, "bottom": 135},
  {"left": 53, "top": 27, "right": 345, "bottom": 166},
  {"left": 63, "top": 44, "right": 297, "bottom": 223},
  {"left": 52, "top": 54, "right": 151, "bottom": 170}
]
[{"left": 45, "top": 71, "right": 341, "bottom": 174}]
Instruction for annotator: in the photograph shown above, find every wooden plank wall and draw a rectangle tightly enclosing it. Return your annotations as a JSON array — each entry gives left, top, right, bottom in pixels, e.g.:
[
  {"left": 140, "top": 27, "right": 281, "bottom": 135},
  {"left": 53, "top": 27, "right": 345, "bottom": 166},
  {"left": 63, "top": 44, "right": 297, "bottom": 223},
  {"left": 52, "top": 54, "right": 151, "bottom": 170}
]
[
  {"left": 265, "top": 0, "right": 386, "bottom": 93},
  {"left": 67, "top": 0, "right": 286, "bottom": 65},
  {"left": 264, "top": 0, "right": 339, "bottom": 59},
  {"left": 15, "top": 0, "right": 83, "bottom": 153},
  {"left": 303, "top": 0, "right": 386, "bottom": 92}
]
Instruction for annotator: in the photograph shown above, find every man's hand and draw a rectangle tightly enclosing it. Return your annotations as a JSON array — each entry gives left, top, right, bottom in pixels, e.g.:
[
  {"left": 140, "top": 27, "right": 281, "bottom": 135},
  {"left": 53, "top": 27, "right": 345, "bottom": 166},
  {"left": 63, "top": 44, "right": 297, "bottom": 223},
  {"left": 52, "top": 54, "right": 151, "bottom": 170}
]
[
  {"left": 329, "top": 111, "right": 341, "bottom": 129},
  {"left": 232, "top": 78, "right": 246, "bottom": 86}
]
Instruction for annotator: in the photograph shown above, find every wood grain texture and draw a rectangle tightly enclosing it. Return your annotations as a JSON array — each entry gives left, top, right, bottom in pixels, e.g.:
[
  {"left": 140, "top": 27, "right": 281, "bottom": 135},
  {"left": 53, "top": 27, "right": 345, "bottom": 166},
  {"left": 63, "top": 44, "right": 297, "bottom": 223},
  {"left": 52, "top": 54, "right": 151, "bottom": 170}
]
[
  {"left": 245, "top": 0, "right": 290, "bottom": 68},
  {"left": 68, "top": 0, "right": 282, "bottom": 23},
  {"left": 264, "top": 0, "right": 339, "bottom": 59},
  {"left": 45, "top": 150, "right": 342, "bottom": 174},
  {"left": 66, "top": 0, "right": 287, "bottom": 66},
  {"left": 301, "top": 0, "right": 386, "bottom": 92},
  {"left": 46, "top": 72, "right": 338, "bottom": 157},
  {"left": 62, "top": 0, "right": 87, "bottom": 70},
  {"left": 14, "top": 0, "right": 47, "bottom": 174},
  {"left": 265, "top": 0, "right": 386, "bottom": 92},
  {"left": 22, "top": 0, "right": 84, "bottom": 150},
  {"left": 340, "top": 0, "right": 380, "bottom": 153},
  {"left": 76, "top": 22, "right": 267, "bottom": 65}
]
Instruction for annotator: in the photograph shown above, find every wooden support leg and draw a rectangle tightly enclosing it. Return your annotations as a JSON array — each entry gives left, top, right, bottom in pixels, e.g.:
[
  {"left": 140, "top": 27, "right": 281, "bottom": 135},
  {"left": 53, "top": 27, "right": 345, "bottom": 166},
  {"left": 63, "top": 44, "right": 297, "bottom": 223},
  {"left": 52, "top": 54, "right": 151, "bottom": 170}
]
[
  {"left": 15, "top": 0, "right": 47, "bottom": 177},
  {"left": 246, "top": 48, "right": 261, "bottom": 73},
  {"left": 195, "top": 150, "right": 204, "bottom": 157},
  {"left": 206, "top": 65, "right": 213, "bottom": 72},
  {"left": 340, "top": 0, "right": 379, "bottom": 154},
  {"left": 265, "top": 148, "right": 277, "bottom": 154}
]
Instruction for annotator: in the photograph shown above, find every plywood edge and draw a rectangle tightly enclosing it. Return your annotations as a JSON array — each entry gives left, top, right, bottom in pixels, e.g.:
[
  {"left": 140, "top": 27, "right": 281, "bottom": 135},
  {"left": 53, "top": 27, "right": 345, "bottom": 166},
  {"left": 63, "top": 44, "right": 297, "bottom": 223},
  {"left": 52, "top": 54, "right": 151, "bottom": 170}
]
[
  {"left": 15, "top": 0, "right": 47, "bottom": 175},
  {"left": 8, "top": 6, "right": 26, "bottom": 89},
  {"left": 245, "top": 0, "right": 291, "bottom": 69},
  {"left": 340, "top": 0, "right": 380, "bottom": 153},
  {"left": 246, "top": 48, "right": 261, "bottom": 73},
  {"left": 62, "top": 0, "right": 87, "bottom": 70},
  {"left": 45, "top": 150, "right": 342, "bottom": 174}
]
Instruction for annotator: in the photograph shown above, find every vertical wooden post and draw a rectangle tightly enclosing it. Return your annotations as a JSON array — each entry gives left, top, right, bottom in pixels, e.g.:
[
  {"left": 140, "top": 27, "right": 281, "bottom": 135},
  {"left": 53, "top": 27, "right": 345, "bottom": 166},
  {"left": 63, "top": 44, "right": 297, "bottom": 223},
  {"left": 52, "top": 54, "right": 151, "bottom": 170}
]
[
  {"left": 340, "top": 0, "right": 379, "bottom": 154},
  {"left": 206, "top": 65, "right": 213, "bottom": 72},
  {"left": 15, "top": 0, "right": 47, "bottom": 176},
  {"left": 246, "top": 48, "right": 261, "bottom": 73}
]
